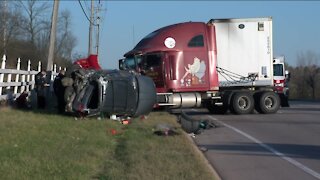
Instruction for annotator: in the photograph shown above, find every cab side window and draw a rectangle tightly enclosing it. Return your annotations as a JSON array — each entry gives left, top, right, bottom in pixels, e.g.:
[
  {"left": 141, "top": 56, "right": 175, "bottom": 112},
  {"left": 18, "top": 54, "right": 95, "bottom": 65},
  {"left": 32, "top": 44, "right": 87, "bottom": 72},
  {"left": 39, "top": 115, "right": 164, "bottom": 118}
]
[{"left": 188, "top": 35, "right": 204, "bottom": 47}]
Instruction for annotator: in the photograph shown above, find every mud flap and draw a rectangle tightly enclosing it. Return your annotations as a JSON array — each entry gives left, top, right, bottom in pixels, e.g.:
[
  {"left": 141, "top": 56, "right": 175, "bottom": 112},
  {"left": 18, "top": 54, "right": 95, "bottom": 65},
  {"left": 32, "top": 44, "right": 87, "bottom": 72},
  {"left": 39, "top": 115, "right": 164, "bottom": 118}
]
[{"left": 279, "top": 93, "right": 290, "bottom": 107}]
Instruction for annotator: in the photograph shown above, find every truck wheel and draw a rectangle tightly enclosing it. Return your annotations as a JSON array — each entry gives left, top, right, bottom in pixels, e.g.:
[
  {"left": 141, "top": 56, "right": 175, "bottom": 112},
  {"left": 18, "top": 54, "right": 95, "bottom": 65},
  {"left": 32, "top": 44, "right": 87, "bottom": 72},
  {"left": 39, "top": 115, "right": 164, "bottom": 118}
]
[
  {"left": 255, "top": 91, "right": 280, "bottom": 114},
  {"left": 206, "top": 103, "right": 228, "bottom": 114},
  {"left": 230, "top": 92, "right": 254, "bottom": 114}
]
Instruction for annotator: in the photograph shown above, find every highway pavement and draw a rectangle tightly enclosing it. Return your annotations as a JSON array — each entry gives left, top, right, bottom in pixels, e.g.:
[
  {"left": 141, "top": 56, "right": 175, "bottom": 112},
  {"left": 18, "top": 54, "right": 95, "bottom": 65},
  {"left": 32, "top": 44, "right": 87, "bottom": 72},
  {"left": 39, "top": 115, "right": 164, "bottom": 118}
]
[{"left": 187, "top": 101, "right": 320, "bottom": 180}]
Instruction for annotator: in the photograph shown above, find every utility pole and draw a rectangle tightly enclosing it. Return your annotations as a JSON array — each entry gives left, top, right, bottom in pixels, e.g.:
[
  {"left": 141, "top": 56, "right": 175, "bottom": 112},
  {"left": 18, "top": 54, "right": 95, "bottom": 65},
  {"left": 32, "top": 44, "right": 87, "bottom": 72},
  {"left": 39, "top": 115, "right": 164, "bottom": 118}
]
[
  {"left": 3, "top": 0, "right": 7, "bottom": 54},
  {"left": 96, "top": 17, "right": 100, "bottom": 55},
  {"left": 95, "top": 1, "right": 101, "bottom": 55},
  {"left": 88, "top": 0, "right": 94, "bottom": 55},
  {"left": 47, "top": 0, "right": 59, "bottom": 71}
]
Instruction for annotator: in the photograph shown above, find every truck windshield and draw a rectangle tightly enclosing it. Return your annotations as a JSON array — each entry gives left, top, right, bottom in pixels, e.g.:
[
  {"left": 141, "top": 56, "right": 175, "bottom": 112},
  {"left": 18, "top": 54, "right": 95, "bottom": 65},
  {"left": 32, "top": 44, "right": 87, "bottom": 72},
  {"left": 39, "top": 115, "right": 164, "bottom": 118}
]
[
  {"left": 123, "top": 56, "right": 142, "bottom": 70},
  {"left": 141, "top": 54, "right": 162, "bottom": 69},
  {"left": 273, "top": 64, "right": 284, "bottom": 76}
]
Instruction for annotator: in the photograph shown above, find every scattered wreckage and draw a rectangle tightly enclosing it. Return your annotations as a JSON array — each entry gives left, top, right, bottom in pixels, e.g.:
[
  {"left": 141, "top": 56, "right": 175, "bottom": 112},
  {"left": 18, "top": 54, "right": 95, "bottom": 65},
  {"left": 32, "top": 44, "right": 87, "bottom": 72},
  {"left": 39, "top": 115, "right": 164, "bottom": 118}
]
[
  {"left": 62, "top": 55, "right": 157, "bottom": 118},
  {"left": 179, "top": 111, "right": 217, "bottom": 135}
]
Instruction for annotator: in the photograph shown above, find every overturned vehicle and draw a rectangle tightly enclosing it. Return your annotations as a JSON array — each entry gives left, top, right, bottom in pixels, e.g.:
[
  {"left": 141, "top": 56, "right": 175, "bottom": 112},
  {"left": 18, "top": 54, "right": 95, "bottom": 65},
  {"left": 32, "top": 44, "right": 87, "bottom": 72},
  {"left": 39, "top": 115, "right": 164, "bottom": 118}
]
[{"left": 62, "top": 67, "right": 157, "bottom": 118}]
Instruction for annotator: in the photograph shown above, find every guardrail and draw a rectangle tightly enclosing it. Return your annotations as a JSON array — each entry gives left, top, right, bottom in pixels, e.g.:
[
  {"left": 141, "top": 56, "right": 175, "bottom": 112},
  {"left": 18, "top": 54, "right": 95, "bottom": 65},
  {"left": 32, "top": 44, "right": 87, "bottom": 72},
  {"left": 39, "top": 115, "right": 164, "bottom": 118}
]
[{"left": 0, "top": 54, "right": 64, "bottom": 101}]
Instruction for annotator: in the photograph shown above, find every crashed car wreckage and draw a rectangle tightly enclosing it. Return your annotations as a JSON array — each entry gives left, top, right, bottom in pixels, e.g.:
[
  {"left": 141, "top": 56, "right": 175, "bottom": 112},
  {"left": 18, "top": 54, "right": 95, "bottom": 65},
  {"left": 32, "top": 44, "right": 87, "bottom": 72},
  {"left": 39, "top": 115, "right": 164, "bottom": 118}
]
[{"left": 62, "top": 62, "right": 157, "bottom": 118}]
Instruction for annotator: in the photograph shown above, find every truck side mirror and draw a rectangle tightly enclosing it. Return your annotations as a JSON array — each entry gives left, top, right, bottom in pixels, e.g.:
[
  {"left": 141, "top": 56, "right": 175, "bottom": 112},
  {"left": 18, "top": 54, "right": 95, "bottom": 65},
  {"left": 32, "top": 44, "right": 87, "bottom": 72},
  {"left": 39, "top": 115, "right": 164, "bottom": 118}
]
[
  {"left": 285, "top": 70, "right": 290, "bottom": 82},
  {"left": 119, "top": 59, "right": 125, "bottom": 70}
]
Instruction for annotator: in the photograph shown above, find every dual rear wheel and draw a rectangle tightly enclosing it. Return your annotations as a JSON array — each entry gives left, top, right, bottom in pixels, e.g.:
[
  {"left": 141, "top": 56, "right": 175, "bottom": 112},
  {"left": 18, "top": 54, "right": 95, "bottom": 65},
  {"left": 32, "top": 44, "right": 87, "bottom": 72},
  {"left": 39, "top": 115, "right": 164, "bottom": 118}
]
[
  {"left": 207, "top": 91, "right": 280, "bottom": 114},
  {"left": 230, "top": 91, "right": 254, "bottom": 114},
  {"left": 254, "top": 91, "right": 280, "bottom": 114}
]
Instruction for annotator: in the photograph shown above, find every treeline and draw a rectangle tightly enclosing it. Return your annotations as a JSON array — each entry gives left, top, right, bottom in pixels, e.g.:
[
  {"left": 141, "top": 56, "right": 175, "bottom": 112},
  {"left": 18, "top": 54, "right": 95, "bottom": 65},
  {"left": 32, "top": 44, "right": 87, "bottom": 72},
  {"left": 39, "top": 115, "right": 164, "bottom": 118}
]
[
  {"left": 0, "top": 1, "right": 77, "bottom": 70},
  {"left": 287, "top": 51, "right": 320, "bottom": 100}
]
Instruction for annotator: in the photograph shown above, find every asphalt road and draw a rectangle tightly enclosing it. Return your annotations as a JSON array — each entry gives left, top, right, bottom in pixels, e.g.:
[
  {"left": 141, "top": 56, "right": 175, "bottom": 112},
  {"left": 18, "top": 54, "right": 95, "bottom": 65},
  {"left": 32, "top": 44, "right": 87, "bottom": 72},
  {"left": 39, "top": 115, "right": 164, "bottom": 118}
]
[{"left": 186, "top": 101, "right": 320, "bottom": 180}]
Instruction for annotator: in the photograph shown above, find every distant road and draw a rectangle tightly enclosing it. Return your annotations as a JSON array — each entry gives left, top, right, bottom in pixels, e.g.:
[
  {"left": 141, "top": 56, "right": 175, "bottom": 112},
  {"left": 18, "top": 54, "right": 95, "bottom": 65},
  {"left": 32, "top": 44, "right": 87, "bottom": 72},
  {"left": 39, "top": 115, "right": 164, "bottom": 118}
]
[{"left": 188, "top": 101, "right": 320, "bottom": 180}]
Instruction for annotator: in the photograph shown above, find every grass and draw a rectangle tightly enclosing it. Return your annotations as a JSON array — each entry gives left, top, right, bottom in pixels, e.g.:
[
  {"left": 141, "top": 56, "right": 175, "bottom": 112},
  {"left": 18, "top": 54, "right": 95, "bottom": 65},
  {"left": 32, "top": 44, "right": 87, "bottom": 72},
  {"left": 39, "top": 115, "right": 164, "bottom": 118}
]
[{"left": 0, "top": 107, "right": 214, "bottom": 180}]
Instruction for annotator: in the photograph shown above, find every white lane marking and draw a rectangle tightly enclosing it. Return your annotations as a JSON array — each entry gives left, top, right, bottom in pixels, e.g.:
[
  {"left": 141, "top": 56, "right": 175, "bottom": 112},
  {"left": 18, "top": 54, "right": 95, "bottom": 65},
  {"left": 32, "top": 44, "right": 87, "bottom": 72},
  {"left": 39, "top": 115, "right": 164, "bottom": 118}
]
[{"left": 206, "top": 115, "right": 320, "bottom": 180}]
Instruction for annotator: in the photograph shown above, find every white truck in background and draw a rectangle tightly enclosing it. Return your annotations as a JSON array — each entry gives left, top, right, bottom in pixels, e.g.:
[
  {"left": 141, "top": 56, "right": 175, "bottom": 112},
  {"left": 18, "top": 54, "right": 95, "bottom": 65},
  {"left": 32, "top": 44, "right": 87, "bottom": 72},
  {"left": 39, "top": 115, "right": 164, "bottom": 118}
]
[{"left": 273, "top": 56, "right": 290, "bottom": 107}]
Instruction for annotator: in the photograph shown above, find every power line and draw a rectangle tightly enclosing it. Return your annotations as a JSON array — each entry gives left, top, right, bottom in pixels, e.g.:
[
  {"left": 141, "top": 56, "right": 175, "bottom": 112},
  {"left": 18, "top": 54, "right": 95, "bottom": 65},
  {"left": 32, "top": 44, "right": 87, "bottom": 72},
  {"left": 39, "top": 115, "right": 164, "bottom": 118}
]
[{"left": 78, "top": 0, "right": 97, "bottom": 26}]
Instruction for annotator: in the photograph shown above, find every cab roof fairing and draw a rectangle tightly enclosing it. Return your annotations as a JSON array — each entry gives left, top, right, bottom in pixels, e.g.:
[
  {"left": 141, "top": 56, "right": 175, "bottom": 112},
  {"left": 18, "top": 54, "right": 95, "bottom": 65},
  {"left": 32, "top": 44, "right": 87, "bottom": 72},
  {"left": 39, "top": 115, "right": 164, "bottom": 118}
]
[{"left": 124, "top": 22, "right": 206, "bottom": 57}]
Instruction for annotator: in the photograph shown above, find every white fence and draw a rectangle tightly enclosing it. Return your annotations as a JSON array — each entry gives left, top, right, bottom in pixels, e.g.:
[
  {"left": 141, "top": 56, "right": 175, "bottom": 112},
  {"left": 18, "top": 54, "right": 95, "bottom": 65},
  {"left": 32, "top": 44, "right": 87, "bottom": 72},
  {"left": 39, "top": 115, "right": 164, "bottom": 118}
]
[{"left": 0, "top": 54, "right": 64, "bottom": 101}]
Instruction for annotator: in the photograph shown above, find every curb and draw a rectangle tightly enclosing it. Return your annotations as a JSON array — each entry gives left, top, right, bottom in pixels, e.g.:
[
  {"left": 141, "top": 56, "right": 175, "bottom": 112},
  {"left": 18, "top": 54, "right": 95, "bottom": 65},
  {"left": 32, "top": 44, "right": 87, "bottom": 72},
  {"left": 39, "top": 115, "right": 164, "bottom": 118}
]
[{"left": 183, "top": 131, "right": 221, "bottom": 180}]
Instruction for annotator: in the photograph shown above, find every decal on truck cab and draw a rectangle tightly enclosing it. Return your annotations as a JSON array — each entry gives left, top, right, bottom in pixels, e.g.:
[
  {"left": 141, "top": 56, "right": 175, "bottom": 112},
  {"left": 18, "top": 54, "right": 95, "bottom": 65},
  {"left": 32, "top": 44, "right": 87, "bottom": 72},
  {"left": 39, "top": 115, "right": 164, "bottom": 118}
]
[{"left": 180, "top": 57, "right": 206, "bottom": 87}]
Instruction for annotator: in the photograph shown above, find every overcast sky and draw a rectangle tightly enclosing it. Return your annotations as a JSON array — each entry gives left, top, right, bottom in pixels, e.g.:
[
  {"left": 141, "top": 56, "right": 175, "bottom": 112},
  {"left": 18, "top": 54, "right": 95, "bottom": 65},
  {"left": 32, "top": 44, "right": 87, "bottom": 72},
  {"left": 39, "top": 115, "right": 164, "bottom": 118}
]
[{"left": 61, "top": 1, "right": 320, "bottom": 69}]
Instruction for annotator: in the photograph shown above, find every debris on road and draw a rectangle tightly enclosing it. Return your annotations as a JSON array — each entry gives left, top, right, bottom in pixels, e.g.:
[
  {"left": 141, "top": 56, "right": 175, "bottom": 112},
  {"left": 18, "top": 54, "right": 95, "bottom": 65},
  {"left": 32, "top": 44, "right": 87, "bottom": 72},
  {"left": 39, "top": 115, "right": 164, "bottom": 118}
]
[
  {"left": 179, "top": 111, "right": 217, "bottom": 134},
  {"left": 153, "top": 123, "right": 179, "bottom": 136}
]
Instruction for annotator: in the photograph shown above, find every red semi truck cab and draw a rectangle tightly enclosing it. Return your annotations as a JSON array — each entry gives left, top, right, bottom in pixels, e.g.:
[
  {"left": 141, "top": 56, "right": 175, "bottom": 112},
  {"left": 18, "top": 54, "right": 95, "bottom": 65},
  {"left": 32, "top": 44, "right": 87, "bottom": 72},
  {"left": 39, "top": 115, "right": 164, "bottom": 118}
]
[
  {"left": 120, "top": 22, "right": 221, "bottom": 108},
  {"left": 122, "top": 22, "right": 219, "bottom": 93},
  {"left": 120, "top": 17, "right": 282, "bottom": 114}
]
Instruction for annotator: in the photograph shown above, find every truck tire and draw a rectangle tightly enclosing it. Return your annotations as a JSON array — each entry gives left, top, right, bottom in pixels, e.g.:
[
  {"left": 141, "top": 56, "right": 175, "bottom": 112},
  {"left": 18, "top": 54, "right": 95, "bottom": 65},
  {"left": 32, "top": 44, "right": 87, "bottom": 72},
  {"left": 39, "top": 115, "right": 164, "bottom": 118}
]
[
  {"left": 230, "top": 92, "right": 254, "bottom": 114},
  {"left": 255, "top": 91, "right": 280, "bottom": 114}
]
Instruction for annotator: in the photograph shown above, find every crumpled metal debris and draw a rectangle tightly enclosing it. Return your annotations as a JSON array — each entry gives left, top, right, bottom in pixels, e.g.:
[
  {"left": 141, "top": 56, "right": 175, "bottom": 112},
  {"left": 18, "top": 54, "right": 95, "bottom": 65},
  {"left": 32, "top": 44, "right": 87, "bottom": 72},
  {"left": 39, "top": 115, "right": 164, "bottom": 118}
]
[
  {"left": 153, "top": 123, "right": 179, "bottom": 136},
  {"left": 179, "top": 111, "right": 217, "bottom": 134}
]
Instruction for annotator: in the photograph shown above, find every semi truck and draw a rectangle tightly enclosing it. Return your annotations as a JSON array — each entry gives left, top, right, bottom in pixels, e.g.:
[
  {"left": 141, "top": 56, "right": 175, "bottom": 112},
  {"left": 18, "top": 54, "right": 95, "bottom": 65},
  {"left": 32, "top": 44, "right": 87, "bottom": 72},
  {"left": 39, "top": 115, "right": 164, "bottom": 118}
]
[{"left": 119, "top": 17, "right": 283, "bottom": 114}]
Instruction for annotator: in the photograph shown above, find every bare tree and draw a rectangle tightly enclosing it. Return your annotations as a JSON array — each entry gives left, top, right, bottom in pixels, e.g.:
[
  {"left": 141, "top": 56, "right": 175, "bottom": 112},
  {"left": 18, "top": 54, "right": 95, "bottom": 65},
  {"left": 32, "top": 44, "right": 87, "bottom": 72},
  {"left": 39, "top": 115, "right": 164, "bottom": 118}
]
[
  {"left": 0, "top": 2, "right": 24, "bottom": 55},
  {"left": 304, "top": 65, "right": 320, "bottom": 99},
  {"left": 55, "top": 10, "right": 77, "bottom": 62},
  {"left": 0, "top": 1, "right": 7, "bottom": 52},
  {"left": 1, "top": 1, "right": 77, "bottom": 69},
  {"left": 17, "top": 0, "right": 51, "bottom": 47},
  {"left": 296, "top": 51, "right": 320, "bottom": 99}
]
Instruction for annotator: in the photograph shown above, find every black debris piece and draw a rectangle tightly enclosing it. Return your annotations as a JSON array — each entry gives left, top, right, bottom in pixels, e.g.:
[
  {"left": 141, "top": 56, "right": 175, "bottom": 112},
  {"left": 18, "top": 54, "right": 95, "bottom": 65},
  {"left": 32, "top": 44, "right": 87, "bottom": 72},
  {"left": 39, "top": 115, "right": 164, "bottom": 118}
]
[{"left": 153, "top": 123, "right": 179, "bottom": 136}]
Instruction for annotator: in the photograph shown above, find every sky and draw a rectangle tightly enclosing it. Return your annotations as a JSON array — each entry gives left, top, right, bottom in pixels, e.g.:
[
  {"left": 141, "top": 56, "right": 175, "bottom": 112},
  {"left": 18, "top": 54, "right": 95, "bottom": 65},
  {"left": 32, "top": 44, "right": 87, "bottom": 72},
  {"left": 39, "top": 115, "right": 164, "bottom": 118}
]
[{"left": 60, "top": 1, "right": 320, "bottom": 69}]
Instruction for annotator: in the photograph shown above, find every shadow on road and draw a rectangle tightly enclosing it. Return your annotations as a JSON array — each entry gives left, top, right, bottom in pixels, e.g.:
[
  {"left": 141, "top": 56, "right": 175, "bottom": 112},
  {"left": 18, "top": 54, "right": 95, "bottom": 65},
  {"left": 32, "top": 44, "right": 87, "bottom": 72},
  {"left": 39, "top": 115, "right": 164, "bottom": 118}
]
[
  {"left": 281, "top": 107, "right": 320, "bottom": 112},
  {"left": 199, "top": 142, "right": 320, "bottom": 160}
]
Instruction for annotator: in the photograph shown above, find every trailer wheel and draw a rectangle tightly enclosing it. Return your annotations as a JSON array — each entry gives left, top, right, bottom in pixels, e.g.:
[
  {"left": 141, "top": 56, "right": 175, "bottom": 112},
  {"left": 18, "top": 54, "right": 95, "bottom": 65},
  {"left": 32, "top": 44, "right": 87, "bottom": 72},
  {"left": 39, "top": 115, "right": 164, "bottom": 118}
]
[
  {"left": 230, "top": 92, "right": 254, "bottom": 114},
  {"left": 255, "top": 91, "right": 280, "bottom": 114}
]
